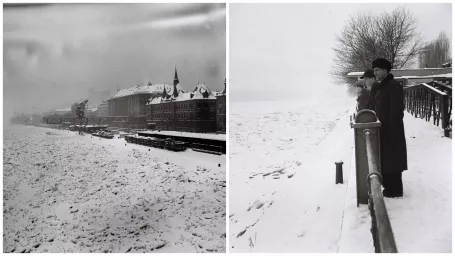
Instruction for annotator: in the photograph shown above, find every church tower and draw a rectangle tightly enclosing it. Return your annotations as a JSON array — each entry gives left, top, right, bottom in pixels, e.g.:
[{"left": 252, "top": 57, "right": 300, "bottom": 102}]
[{"left": 173, "top": 66, "right": 180, "bottom": 98}]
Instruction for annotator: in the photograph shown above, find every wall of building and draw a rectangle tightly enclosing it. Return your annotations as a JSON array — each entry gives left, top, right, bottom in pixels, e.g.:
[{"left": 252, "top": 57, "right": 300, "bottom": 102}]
[
  {"left": 149, "top": 99, "right": 217, "bottom": 133},
  {"left": 98, "top": 101, "right": 108, "bottom": 117},
  {"left": 108, "top": 94, "right": 153, "bottom": 117},
  {"left": 216, "top": 94, "right": 226, "bottom": 133}
]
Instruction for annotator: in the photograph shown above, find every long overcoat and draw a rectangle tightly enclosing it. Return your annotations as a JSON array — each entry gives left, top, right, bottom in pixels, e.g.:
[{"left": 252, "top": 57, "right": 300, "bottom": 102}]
[{"left": 371, "top": 73, "right": 408, "bottom": 174}]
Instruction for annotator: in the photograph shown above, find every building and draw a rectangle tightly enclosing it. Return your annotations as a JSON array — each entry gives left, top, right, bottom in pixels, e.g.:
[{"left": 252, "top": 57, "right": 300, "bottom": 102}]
[
  {"left": 347, "top": 67, "right": 452, "bottom": 79},
  {"left": 97, "top": 100, "right": 108, "bottom": 117},
  {"left": 147, "top": 68, "right": 218, "bottom": 133},
  {"left": 107, "top": 82, "right": 169, "bottom": 117},
  {"left": 85, "top": 107, "right": 99, "bottom": 117},
  {"left": 216, "top": 78, "right": 226, "bottom": 133},
  {"left": 53, "top": 108, "right": 72, "bottom": 115},
  {"left": 347, "top": 67, "right": 452, "bottom": 87}
]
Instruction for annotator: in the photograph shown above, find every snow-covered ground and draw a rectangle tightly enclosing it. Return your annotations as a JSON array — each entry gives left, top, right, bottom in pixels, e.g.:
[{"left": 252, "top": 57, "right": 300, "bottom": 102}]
[
  {"left": 229, "top": 97, "right": 451, "bottom": 253},
  {"left": 229, "top": 97, "right": 355, "bottom": 252},
  {"left": 3, "top": 125, "right": 226, "bottom": 253},
  {"left": 339, "top": 112, "right": 452, "bottom": 253}
]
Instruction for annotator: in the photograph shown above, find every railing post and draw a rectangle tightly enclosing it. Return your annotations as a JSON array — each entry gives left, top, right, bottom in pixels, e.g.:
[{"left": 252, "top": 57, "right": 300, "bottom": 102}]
[
  {"left": 441, "top": 94, "right": 449, "bottom": 130},
  {"left": 351, "top": 110, "right": 381, "bottom": 206}
]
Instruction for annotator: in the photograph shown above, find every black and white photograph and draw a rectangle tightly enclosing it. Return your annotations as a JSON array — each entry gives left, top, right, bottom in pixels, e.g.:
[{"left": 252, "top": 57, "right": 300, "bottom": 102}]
[
  {"left": 229, "top": 3, "right": 451, "bottom": 253},
  {"left": 3, "top": 3, "right": 226, "bottom": 253}
]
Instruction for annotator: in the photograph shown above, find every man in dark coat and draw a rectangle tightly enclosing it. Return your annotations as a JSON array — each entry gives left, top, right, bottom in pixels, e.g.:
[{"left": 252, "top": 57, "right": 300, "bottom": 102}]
[
  {"left": 356, "top": 69, "right": 379, "bottom": 111},
  {"left": 371, "top": 58, "right": 408, "bottom": 198}
]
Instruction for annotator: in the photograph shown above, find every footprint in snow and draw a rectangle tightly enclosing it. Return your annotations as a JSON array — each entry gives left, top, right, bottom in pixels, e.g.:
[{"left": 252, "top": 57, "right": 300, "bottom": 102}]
[
  {"left": 247, "top": 200, "right": 271, "bottom": 211},
  {"left": 297, "top": 230, "right": 306, "bottom": 237}
]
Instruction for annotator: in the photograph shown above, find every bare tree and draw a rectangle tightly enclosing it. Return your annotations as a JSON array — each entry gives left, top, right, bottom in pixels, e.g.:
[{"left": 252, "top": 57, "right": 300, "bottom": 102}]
[
  {"left": 332, "top": 7, "right": 423, "bottom": 85},
  {"left": 419, "top": 31, "right": 451, "bottom": 68}
]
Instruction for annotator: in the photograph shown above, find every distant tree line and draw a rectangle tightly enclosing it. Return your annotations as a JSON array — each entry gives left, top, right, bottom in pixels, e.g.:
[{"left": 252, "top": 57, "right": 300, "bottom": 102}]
[{"left": 418, "top": 32, "right": 451, "bottom": 68}]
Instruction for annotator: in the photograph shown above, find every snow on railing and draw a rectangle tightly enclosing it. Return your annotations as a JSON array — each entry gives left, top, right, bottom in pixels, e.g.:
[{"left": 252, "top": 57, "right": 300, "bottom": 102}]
[{"left": 421, "top": 83, "right": 447, "bottom": 96}]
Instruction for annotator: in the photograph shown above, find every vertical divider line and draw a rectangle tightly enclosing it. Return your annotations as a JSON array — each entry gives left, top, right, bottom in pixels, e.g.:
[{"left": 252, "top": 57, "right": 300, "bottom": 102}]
[{"left": 225, "top": 2, "right": 230, "bottom": 254}]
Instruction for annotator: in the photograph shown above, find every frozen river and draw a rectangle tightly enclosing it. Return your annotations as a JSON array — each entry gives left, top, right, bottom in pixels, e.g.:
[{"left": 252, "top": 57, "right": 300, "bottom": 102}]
[{"left": 3, "top": 125, "right": 226, "bottom": 253}]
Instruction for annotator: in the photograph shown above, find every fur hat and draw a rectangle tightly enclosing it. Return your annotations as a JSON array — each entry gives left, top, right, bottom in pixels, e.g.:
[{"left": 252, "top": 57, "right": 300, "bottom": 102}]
[{"left": 372, "top": 58, "right": 392, "bottom": 72}]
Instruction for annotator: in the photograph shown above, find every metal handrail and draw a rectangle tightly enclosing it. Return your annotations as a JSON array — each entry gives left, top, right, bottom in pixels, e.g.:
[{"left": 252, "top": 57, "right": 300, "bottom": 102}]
[{"left": 364, "top": 129, "right": 398, "bottom": 253}]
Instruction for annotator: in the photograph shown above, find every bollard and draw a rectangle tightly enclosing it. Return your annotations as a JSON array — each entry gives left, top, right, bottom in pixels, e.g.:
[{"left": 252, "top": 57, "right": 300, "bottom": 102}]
[
  {"left": 335, "top": 161, "right": 343, "bottom": 184},
  {"left": 351, "top": 109, "right": 382, "bottom": 206}
]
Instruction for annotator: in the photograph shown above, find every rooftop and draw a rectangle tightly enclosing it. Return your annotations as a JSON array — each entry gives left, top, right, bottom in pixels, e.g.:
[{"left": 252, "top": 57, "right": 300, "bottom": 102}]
[
  {"left": 109, "top": 83, "right": 171, "bottom": 100},
  {"left": 54, "top": 108, "right": 71, "bottom": 112},
  {"left": 149, "top": 83, "right": 216, "bottom": 105}
]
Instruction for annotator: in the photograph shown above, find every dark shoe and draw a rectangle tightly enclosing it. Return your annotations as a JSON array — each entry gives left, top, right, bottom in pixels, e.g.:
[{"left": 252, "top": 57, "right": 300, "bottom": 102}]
[{"left": 383, "top": 189, "right": 403, "bottom": 198}]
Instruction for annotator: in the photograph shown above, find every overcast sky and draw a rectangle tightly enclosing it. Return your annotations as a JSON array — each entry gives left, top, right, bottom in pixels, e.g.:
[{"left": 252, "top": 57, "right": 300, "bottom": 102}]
[
  {"left": 3, "top": 3, "right": 226, "bottom": 119},
  {"left": 230, "top": 3, "right": 452, "bottom": 101}
]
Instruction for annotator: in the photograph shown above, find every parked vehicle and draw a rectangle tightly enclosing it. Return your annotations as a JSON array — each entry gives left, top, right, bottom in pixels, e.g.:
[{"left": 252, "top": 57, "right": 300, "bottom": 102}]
[
  {"left": 124, "top": 135, "right": 184, "bottom": 151},
  {"left": 164, "top": 138, "right": 187, "bottom": 151},
  {"left": 92, "top": 130, "right": 114, "bottom": 139}
]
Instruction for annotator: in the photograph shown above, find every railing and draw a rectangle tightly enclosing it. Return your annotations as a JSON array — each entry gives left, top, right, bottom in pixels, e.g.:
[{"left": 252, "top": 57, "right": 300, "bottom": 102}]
[
  {"left": 364, "top": 129, "right": 398, "bottom": 253},
  {"left": 404, "top": 82, "right": 451, "bottom": 134},
  {"left": 351, "top": 110, "right": 398, "bottom": 253}
]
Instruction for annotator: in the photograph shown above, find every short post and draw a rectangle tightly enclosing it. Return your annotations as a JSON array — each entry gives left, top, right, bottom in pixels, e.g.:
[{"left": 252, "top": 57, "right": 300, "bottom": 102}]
[
  {"left": 351, "top": 110, "right": 382, "bottom": 206},
  {"left": 335, "top": 161, "right": 343, "bottom": 184}
]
